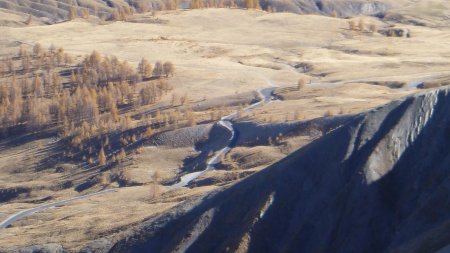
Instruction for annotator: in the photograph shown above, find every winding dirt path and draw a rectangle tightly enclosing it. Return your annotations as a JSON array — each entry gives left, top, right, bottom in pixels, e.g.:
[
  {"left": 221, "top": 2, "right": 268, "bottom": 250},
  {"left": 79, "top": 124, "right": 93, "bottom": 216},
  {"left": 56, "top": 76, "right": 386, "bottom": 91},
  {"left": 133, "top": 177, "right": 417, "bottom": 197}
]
[
  {"left": 169, "top": 75, "right": 278, "bottom": 188},
  {"left": 0, "top": 189, "right": 117, "bottom": 229},
  {"left": 0, "top": 73, "right": 278, "bottom": 229}
]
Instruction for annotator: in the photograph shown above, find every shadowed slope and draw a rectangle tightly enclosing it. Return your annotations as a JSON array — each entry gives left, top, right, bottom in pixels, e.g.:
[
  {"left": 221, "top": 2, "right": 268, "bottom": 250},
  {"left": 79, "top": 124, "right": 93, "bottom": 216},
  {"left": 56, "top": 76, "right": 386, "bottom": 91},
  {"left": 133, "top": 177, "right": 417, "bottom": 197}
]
[{"left": 110, "top": 88, "right": 450, "bottom": 253}]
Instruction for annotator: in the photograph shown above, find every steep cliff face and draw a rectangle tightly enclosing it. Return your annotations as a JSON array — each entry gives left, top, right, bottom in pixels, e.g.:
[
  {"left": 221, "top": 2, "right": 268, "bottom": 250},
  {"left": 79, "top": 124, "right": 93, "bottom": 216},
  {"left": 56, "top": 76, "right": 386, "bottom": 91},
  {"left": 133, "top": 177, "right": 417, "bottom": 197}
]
[{"left": 110, "top": 88, "right": 450, "bottom": 253}]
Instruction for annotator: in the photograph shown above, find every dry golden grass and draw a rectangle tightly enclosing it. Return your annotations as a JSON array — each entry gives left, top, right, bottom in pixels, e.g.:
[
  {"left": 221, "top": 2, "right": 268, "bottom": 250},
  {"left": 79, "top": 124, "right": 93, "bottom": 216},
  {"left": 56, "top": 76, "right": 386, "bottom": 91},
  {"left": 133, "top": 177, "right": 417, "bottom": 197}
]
[
  {"left": 250, "top": 83, "right": 415, "bottom": 123},
  {"left": 0, "top": 186, "right": 181, "bottom": 250},
  {"left": 1, "top": 6, "right": 450, "bottom": 249},
  {"left": 2, "top": 8, "right": 449, "bottom": 101}
]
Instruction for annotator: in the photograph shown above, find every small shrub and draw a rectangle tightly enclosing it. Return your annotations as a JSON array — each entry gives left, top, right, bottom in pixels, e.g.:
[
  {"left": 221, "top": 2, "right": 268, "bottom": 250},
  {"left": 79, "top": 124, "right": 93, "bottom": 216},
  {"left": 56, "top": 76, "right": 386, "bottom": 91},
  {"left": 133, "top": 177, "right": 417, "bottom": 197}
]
[
  {"left": 324, "top": 110, "right": 335, "bottom": 117},
  {"left": 330, "top": 10, "right": 337, "bottom": 18},
  {"left": 348, "top": 20, "right": 356, "bottom": 31},
  {"left": 369, "top": 23, "right": 377, "bottom": 33},
  {"left": 297, "top": 78, "right": 306, "bottom": 90},
  {"left": 358, "top": 19, "right": 365, "bottom": 32},
  {"left": 98, "top": 147, "right": 106, "bottom": 166}
]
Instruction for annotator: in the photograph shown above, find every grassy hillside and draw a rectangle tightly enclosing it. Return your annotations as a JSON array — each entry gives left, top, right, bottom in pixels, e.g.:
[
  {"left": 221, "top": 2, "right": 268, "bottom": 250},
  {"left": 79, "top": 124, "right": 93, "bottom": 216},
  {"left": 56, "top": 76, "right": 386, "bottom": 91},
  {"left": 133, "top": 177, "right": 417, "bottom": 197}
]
[
  {"left": 0, "top": 0, "right": 389, "bottom": 24},
  {"left": 0, "top": 5, "right": 449, "bottom": 251},
  {"left": 111, "top": 87, "right": 450, "bottom": 253}
]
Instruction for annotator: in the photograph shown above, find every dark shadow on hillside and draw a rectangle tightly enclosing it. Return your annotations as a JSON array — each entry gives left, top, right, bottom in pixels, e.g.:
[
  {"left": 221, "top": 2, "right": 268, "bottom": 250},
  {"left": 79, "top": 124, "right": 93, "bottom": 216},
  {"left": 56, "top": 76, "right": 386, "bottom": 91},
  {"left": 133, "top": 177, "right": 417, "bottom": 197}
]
[
  {"left": 0, "top": 126, "right": 57, "bottom": 150},
  {"left": 177, "top": 124, "right": 231, "bottom": 174},
  {"left": 109, "top": 89, "right": 450, "bottom": 253}
]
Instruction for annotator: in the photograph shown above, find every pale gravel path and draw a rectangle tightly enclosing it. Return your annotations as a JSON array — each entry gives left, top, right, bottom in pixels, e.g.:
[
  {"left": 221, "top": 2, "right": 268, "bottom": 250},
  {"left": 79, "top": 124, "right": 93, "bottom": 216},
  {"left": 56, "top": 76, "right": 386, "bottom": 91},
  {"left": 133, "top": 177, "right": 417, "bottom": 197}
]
[
  {"left": 0, "top": 72, "right": 278, "bottom": 229},
  {"left": 169, "top": 72, "right": 278, "bottom": 188},
  {"left": 0, "top": 189, "right": 117, "bottom": 229}
]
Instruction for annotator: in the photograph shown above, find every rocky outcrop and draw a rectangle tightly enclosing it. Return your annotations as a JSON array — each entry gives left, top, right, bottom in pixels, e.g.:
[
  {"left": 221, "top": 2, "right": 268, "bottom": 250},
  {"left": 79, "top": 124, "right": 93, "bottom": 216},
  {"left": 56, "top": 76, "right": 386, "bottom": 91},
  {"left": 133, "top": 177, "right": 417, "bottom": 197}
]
[
  {"left": 109, "top": 88, "right": 450, "bottom": 253},
  {"left": 379, "top": 27, "right": 411, "bottom": 37},
  {"left": 260, "top": 0, "right": 388, "bottom": 17}
]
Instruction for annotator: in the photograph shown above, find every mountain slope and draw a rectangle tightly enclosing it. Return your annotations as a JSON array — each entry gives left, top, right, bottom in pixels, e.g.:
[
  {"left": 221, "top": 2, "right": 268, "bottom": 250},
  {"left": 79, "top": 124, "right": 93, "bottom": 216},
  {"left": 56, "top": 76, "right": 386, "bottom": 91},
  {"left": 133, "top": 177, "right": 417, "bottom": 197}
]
[
  {"left": 110, "top": 88, "right": 450, "bottom": 253},
  {"left": 1, "top": 0, "right": 449, "bottom": 26},
  {"left": 260, "top": 0, "right": 387, "bottom": 16},
  {"left": 0, "top": 0, "right": 144, "bottom": 22},
  {"left": 0, "top": 0, "right": 388, "bottom": 23},
  {"left": 4, "top": 0, "right": 449, "bottom": 27}
]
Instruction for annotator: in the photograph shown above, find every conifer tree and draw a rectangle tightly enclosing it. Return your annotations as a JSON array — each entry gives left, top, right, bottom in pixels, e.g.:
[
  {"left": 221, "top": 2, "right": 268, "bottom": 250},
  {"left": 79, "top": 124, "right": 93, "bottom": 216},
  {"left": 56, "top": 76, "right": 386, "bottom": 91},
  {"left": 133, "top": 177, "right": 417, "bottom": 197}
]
[
  {"left": 69, "top": 6, "right": 77, "bottom": 20},
  {"left": 348, "top": 20, "right": 356, "bottom": 31},
  {"left": 153, "top": 61, "right": 163, "bottom": 78},
  {"left": 358, "top": 19, "right": 365, "bottom": 32},
  {"left": 98, "top": 147, "right": 106, "bottom": 166},
  {"left": 163, "top": 61, "right": 174, "bottom": 77},
  {"left": 138, "top": 58, "right": 152, "bottom": 78},
  {"left": 33, "top": 43, "right": 43, "bottom": 57}
]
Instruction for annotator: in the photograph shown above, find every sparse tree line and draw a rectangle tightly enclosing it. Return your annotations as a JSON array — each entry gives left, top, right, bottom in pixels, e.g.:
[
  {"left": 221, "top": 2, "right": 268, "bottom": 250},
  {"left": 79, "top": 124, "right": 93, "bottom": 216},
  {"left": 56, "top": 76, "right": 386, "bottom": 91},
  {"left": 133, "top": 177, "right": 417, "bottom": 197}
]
[
  {"left": 63, "top": 0, "right": 269, "bottom": 23},
  {"left": 0, "top": 44, "right": 175, "bottom": 162},
  {"left": 348, "top": 19, "right": 377, "bottom": 33},
  {"left": 134, "top": 0, "right": 263, "bottom": 13},
  {"left": 0, "top": 45, "right": 178, "bottom": 167},
  {"left": 0, "top": 44, "right": 73, "bottom": 131},
  {"left": 0, "top": 44, "right": 219, "bottom": 170},
  {"left": 188, "top": 0, "right": 242, "bottom": 9}
]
